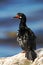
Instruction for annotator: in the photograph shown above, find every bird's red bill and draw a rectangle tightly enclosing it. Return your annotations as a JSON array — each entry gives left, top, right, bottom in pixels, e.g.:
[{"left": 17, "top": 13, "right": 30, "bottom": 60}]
[{"left": 15, "top": 15, "right": 20, "bottom": 18}]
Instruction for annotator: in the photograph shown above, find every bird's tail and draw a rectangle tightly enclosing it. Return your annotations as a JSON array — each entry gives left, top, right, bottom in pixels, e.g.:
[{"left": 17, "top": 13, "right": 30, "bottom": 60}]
[{"left": 25, "top": 49, "right": 37, "bottom": 61}]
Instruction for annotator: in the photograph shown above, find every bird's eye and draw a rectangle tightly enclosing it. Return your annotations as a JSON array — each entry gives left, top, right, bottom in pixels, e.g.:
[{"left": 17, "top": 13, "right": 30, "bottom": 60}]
[{"left": 20, "top": 16, "right": 22, "bottom": 18}]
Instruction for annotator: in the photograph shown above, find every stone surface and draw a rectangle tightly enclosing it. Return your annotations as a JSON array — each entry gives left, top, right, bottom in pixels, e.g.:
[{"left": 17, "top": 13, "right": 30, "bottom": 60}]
[
  {"left": 32, "top": 48, "right": 43, "bottom": 65},
  {"left": 0, "top": 48, "right": 43, "bottom": 65},
  {"left": 0, "top": 53, "right": 32, "bottom": 65}
]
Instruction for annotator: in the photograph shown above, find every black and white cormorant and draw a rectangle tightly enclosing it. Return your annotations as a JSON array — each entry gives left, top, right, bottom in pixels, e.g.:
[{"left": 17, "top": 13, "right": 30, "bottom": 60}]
[{"left": 13, "top": 13, "right": 37, "bottom": 61}]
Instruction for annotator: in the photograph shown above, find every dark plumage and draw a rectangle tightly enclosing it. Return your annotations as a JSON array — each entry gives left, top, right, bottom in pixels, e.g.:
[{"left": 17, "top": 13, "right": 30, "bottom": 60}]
[{"left": 13, "top": 13, "right": 37, "bottom": 61}]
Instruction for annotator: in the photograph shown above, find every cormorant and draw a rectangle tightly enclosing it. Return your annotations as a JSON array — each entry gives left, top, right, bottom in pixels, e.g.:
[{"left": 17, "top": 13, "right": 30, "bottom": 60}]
[{"left": 13, "top": 13, "right": 37, "bottom": 61}]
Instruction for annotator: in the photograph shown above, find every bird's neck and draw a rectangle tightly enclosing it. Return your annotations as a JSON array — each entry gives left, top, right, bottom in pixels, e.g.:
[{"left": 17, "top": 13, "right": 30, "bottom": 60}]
[
  {"left": 19, "top": 23, "right": 26, "bottom": 29},
  {"left": 18, "top": 20, "right": 27, "bottom": 36},
  {"left": 19, "top": 20, "right": 26, "bottom": 29}
]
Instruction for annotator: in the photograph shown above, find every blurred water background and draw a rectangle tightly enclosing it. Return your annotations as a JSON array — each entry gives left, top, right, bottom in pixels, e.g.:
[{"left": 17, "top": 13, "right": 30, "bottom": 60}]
[{"left": 0, "top": 0, "right": 43, "bottom": 57}]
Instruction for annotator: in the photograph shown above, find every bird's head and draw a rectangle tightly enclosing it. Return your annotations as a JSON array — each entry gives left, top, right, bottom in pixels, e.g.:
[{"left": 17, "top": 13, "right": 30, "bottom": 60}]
[{"left": 13, "top": 13, "right": 26, "bottom": 23}]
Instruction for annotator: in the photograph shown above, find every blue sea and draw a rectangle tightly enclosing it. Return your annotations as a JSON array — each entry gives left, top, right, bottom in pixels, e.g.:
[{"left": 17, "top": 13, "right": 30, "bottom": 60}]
[
  {"left": 0, "top": 44, "right": 22, "bottom": 57},
  {"left": 0, "top": 43, "right": 43, "bottom": 57}
]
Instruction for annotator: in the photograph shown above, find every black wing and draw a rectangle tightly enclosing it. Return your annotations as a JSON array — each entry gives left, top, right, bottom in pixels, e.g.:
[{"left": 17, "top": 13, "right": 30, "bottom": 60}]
[{"left": 26, "top": 27, "right": 36, "bottom": 40}]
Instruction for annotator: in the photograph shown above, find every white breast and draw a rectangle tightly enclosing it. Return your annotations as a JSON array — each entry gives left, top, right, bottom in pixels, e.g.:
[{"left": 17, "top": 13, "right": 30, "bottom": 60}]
[{"left": 17, "top": 37, "right": 24, "bottom": 47}]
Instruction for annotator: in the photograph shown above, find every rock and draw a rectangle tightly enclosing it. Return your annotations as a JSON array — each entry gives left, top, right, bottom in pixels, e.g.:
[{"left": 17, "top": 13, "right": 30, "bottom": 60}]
[
  {"left": 0, "top": 53, "right": 32, "bottom": 65},
  {"left": 32, "top": 48, "right": 43, "bottom": 65},
  {"left": 0, "top": 48, "right": 43, "bottom": 65},
  {"left": 0, "top": 58, "right": 6, "bottom": 65}
]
